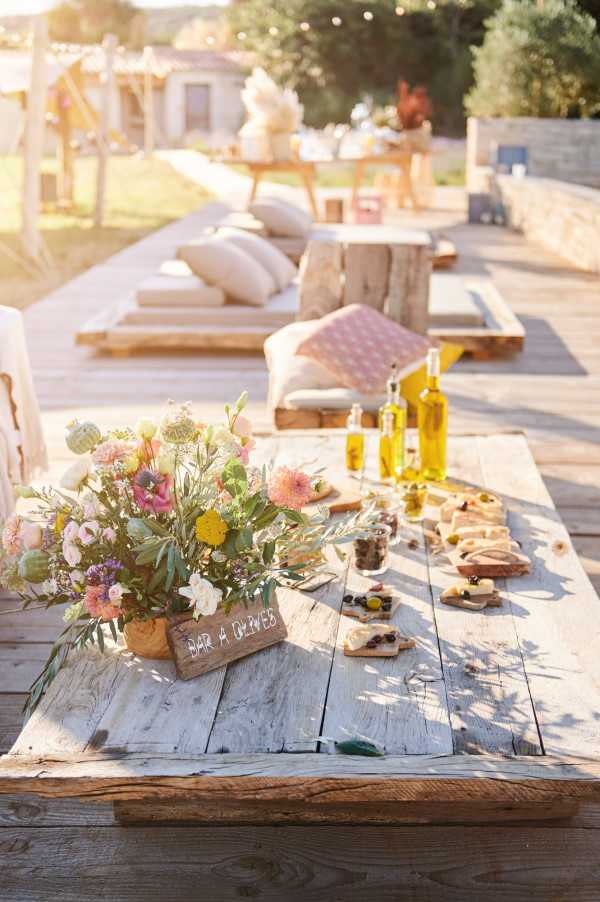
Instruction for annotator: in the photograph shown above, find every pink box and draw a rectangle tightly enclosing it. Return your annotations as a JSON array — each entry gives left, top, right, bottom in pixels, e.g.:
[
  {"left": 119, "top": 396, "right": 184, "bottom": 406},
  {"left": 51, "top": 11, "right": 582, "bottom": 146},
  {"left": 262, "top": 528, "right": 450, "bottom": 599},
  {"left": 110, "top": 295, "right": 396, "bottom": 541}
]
[{"left": 353, "top": 194, "right": 384, "bottom": 224}]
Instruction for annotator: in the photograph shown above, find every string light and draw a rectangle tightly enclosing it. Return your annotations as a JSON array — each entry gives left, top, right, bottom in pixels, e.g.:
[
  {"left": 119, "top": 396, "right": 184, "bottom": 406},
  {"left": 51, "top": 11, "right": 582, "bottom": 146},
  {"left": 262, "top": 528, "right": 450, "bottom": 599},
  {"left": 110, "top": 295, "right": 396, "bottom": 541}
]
[
  {"left": 427, "top": 0, "right": 436, "bottom": 7},
  {"left": 269, "top": 26, "right": 279, "bottom": 36},
  {"left": 300, "top": 21, "right": 311, "bottom": 31},
  {"left": 205, "top": 35, "right": 215, "bottom": 45},
  {"left": 363, "top": 10, "right": 374, "bottom": 20},
  {"left": 236, "top": 31, "right": 247, "bottom": 40},
  {"left": 395, "top": 6, "right": 406, "bottom": 15},
  {"left": 331, "top": 16, "right": 342, "bottom": 26}
]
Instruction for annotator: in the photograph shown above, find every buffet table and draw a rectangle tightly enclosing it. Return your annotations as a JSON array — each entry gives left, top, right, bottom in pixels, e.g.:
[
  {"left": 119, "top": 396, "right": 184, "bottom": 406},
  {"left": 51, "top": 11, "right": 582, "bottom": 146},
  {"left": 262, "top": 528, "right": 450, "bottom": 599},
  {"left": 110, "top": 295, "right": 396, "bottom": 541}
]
[{"left": 1, "top": 432, "right": 599, "bottom": 896}]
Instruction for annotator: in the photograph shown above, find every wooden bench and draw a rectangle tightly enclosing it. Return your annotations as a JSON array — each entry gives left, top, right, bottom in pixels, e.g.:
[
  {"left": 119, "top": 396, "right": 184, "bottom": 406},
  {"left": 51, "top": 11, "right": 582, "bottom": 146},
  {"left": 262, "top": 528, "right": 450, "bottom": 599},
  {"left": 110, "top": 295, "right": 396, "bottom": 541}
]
[{"left": 2, "top": 432, "right": 600, "bottom": 897}]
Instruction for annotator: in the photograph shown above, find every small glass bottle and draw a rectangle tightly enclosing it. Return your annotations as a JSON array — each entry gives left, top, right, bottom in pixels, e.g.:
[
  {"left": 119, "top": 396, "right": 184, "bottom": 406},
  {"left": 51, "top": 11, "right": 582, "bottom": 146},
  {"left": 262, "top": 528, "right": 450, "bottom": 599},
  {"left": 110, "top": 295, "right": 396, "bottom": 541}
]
[
  {"left": 345, "top": 403, "right": 365, "bottom": 476},
  {"left": 379, "top": 410, "right": 398, "bottom": 485},
  {"left": 378, "top": 363, "right": 407, "bottom": 477},
  {"left": 400, "top": 432, "right": 421, "bottom": 482},
  {"left": 418, "top": 348, "right": 448, "bottom": 481}
]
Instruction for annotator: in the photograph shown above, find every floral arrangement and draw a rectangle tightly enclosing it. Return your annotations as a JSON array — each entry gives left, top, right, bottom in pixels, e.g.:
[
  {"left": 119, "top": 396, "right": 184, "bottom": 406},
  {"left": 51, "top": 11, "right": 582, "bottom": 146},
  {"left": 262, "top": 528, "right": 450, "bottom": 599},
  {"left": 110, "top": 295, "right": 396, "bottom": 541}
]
[
  {"left": 1, "top": 396, "right": 364, "bottom": 713},
  {"left": 241, "top": 67, "right": 303, "bottom": 134}
]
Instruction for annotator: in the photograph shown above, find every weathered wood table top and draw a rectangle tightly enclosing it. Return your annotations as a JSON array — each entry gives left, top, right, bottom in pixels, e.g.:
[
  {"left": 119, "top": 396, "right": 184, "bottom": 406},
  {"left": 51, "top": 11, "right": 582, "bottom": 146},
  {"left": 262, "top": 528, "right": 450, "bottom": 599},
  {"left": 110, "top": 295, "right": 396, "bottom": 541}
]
[{"left": 2, "top": 432, "right": 600, "bottom": 825}]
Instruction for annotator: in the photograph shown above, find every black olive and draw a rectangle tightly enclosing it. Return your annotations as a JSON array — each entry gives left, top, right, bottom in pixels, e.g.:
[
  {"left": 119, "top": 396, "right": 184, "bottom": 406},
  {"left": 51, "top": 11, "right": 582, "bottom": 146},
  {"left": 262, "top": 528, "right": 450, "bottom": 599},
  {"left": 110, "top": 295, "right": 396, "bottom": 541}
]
[
  {"left": 461, "top": 589, "right": 471, "bottom": 600},
  {"left": 459, "top": 501, "right": 469, "bottom": 512},
  {"left": 343, "top": 594, "right": 354, "bottom": 605},
  {"left": 468, "top": 576, "right": 480, "bottom": 586},
  {"left": 355, "top": 595, "right": 367, "bottom": 607}
]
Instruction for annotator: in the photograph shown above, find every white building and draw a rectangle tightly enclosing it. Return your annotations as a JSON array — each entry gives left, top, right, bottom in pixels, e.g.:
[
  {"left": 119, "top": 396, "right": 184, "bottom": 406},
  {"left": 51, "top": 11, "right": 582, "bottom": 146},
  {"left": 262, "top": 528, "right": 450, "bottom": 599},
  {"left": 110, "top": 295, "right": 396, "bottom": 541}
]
[{"left": 0, "top": 46, "right": 246, "bottom": 153}]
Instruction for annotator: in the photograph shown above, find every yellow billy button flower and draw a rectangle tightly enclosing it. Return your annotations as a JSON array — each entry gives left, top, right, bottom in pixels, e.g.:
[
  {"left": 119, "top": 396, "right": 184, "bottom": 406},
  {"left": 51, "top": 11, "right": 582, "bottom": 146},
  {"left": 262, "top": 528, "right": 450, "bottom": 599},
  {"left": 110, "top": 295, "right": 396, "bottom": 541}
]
[
  {"left": 123, "top": 454, "right": 140, "bottom": 475},
  {"left": 54, "top": 511, "right": 66, "bottom": 534},
  {"left": 195, "top": 510, "right": 228, "bottom": 546}
]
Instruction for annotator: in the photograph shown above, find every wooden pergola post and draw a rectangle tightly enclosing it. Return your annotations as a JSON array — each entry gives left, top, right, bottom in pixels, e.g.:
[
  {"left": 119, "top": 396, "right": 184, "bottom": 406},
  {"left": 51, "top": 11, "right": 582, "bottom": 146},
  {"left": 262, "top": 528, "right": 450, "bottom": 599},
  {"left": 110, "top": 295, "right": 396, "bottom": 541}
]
[
  {"left": 143, "top": 45, "right": 154, "bottom": 159},
  {"left": 94, "top": 33, "right": 117, "bottom": 227},
  {"left": 22, "top": 15, "right": 48, "bottom": 261}
]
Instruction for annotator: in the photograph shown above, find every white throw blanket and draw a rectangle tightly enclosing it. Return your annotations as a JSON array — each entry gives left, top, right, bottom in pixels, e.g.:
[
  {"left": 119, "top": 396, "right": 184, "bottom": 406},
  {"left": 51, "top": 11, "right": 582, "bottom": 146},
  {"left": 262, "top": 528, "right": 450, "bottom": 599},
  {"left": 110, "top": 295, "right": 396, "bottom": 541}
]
[{"left": 0, "top": 307, "right": 47, "bottom": 495}]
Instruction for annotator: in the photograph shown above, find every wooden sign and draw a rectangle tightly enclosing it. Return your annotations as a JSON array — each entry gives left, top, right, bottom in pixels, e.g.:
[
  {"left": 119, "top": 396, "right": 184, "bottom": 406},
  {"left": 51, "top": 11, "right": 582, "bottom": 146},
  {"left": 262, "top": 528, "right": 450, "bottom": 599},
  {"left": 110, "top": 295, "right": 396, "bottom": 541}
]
[{"left": 166, "top": 595, "right": 288, "bottom": 681}]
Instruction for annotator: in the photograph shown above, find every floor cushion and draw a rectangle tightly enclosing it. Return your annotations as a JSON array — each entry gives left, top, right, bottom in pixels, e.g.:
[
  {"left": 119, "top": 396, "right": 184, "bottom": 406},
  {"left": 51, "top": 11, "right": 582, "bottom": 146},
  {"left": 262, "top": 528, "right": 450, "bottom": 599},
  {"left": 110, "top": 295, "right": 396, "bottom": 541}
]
[
  {"left": 249, "top": 198, "right": 312, "bottom": 239},
  {"left": 136, "top": 274, "right": 225, "bottom": 308},
  {"left": 295, "top": 304, "right": 435, "bottom": 394},
  {"left": 177, "top": 236, "right": 275, "bottom": 306},
  {"left": 218, "top": 227, "right": 297, "bottom": 292},
  {"left": 264, "top": 320, "right": 339, "bottom": 412},
  {"left": 284, "top": 387, "right": 385, "bottom": 413}
]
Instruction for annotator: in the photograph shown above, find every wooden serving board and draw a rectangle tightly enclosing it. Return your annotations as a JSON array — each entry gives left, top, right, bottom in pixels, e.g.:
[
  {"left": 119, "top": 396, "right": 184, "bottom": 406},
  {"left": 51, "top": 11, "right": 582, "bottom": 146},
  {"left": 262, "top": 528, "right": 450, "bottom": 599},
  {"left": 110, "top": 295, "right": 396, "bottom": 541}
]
[
  {"left": 342, "top": 596, "right": 401, "bottom": 622},
  {"left": 343, "top": 626, "right": 416, "bottom": 658},
  {"left": 167, "top": 595, "right": 288, "bottom": 681},
  {"left": 303, "top": 476, "right": 363, "bottom": 515},
  {"left": 448, "top": 549, "right": 530, "bottom": 578},
  {"left": 441, "top": 590, "right": 502, "bottom": 610}
]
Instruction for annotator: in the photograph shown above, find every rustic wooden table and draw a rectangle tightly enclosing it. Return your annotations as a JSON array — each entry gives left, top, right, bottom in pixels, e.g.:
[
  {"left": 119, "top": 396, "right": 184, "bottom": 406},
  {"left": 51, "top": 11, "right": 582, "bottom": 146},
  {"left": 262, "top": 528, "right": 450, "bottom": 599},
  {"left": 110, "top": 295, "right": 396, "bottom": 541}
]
[
  {"left": 2, "top": 432, "right": 600, "bottom": 841},
  {"left": 219, "top": 158, "right": 321, "bottom": 220},
  {"left": 350, "top": 150, "right": 420, "bottom": 210}
]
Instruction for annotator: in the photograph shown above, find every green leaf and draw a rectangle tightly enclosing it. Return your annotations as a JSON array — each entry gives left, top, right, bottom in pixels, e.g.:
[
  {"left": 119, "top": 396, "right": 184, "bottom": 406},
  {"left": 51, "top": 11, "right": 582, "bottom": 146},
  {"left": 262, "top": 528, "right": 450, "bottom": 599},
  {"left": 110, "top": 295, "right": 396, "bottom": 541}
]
[
  {"left": 221, "top": 458, "right": 247, "bottom": 498},
  {"left": 283, "top": 509, "right": 307, "bottom": 525},
  {"left": 262, "top": 541, "right": 275, "bottom": 565},
  {"left": 96, "top": 626, "right": 105, "bottom": 653},
  {"left": 334, "top": 738, "right": 384, "bottom": 757},
  {"left": 261, "top": 578, "right": 276, "bottom": 607},
  {"left": 108, "top": 620, "right": 119, "bottom": 644},
  {"left": 235, "top": 527, "right": 253, "bottom": 552},
  {"left": 165, "top": 544, "right": 176, "bottom": 592},
  {"left": 221, "top": 529, "right": 240, "bottom": 558},
  {"left": 253, "top": 506, "right": 280, "bottom": 530}
]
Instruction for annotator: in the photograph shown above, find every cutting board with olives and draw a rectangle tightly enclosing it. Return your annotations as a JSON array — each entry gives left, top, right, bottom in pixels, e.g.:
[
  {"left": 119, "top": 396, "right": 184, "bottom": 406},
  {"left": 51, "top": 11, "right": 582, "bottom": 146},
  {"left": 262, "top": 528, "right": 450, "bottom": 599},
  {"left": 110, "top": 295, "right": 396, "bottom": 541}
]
[
  {"left": 341, "top": 584, "right": 400, "bottom": 622},
  {"left": 343, "top": 624, "right": 416, "bottom": 658}
]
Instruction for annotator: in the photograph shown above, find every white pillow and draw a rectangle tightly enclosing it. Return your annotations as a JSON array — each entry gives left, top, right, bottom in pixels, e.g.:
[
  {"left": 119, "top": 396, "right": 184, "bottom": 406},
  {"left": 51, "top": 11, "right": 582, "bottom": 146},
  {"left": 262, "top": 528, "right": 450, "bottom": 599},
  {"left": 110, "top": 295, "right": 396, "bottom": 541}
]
[
  {"left": 136, "top": 274, "right": 225, "bottom": 308},
  {"left": 264, "top": 320, "right": 339, "bottom": 411},
  {"left": 249, "top": 198, "right": 312, "bottom": 239},
  {"left": 176, "top": 236, "right": 275, "bottom": 307},
  {"left": 218, "top": 227, "right": 297, "bottom": 292},
  {"left": 285, "top": 388, "right": 385, "bottom": 413}
]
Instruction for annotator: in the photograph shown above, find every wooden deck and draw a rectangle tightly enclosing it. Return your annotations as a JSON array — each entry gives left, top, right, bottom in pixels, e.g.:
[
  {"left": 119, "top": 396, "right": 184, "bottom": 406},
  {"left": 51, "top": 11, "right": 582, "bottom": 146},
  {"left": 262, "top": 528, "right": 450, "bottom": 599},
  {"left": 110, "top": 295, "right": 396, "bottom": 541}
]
[{"left": 1, "top": 189, "right": 600, "bottom": 900}]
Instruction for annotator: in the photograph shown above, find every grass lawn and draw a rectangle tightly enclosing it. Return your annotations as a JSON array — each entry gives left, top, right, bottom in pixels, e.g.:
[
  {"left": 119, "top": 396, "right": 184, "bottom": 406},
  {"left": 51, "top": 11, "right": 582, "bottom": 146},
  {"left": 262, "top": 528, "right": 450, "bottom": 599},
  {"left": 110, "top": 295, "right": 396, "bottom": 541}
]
[{"left": 0, "top": 155, "right": 211, "bottom": 310}]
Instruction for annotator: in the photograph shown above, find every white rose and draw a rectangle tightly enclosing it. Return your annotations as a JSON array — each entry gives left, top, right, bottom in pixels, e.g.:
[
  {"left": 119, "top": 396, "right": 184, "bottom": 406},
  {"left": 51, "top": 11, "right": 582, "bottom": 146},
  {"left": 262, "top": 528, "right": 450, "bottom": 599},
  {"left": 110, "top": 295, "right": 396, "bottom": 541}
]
[
  {"left": 178, "top": 573, "right": 222, "bottom": 619},
  {"left": 41, "top": 578, "right": 58, "bottom": 596},
  {"left": 62, "top": 540, "right": 82, "bottom": 567},
  {"left": 63, "top": 600, "right": 85, "bottom": 623},
  {"left": 60, "top": 456, "right": 92, "bottom": 493},
  {"left": 108, "top": 582, "right": 129, "bottom": 606}
]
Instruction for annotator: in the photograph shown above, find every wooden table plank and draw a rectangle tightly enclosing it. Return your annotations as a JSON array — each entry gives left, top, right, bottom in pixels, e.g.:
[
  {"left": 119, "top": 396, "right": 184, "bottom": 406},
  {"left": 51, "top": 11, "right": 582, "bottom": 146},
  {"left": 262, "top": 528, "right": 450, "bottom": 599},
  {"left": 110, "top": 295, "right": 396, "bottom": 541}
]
[
  {"left": 206, "top": 578, "right": 346, "bottom": 754},
  {"left": 478, "top": 434, "right": 600, "bottom": 756},
  {"left": 320, "top": 530, "right": 453, "bottom": 755},
  {"left": 425, "top": 438, "right": 542, "bottom": 756},
  {"left": 2, "top": 752, "right": 600, "bottom": 803}
]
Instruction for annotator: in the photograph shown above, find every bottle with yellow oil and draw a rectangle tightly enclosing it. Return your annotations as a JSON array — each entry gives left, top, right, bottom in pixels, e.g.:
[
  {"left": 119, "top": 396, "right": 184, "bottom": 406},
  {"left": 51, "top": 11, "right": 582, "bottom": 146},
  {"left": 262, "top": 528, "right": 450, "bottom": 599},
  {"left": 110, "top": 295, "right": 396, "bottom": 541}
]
[
  {"left": 418, "top": 348, "right": 448, "bottom": 481},
  {"left": 379, "top": 410, "right": 398, "bottom": 485},
  {"left": 345, "top": 403, "right": 365, "bottom": 476},
  {"left": 378, "top": 363, "right": 406, "bottom": 477}
]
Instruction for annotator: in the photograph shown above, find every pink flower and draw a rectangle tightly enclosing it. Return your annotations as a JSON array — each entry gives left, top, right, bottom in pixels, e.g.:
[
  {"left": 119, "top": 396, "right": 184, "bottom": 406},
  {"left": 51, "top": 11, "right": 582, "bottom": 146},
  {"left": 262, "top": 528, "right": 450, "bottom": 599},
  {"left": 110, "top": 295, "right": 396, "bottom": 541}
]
[
  {"left": 84, "top": 584, "right": 121, "bottom": 621},
  {"left": 20, "top": 521, "right": 43, "bottom": 550},
  {"left": 236, "top": 438, "right": 255, "bottom": 466},
  {"left": 132, "top": 469, "right": 173, "bottom": 514},
  {"left": 268, "top": 466, "right": 313, "bottom": 511},
  {"left": 137, "top": 438, "right": 161, "bottom": 464},
  {"left": 2, "top": 514, "right": 22, "bottom": 555},
  {"left": 232, "top": 415, "right": 253, "bottom": 439},
  {"left": 103, "top": 527, "right": 116, "bottom": 543},
  {"left": 92, "top": 440, "right": 132, "bottom": 467},
  {"left": 78, "top": 521, "right": 100, "bottom": 546}
]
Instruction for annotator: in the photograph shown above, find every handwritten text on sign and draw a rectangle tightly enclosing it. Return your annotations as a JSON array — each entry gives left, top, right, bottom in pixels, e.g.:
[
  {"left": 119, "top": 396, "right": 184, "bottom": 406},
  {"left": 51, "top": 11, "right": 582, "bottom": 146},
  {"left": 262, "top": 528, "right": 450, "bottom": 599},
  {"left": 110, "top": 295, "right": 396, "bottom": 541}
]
[{"left": 167, "top": 595, "right": 288, "bottom": 681}]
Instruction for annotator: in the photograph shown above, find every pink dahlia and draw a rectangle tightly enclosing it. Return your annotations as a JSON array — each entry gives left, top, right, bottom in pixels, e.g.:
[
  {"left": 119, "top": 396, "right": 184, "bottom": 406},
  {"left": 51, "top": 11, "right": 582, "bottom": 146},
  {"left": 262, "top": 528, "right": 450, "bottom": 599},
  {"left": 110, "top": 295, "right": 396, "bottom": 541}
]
[
  {"left": 268, "top": 466, "right": 312, "bottom": 511},
  {"left": 132, "top": 469, "right": 173, "bottom": 514},
  {"left": 84, "top": 585, "right": 121, "bottom": 621},
  {"left": 92, "top": 439, "right": 132, "bottom": 467}
]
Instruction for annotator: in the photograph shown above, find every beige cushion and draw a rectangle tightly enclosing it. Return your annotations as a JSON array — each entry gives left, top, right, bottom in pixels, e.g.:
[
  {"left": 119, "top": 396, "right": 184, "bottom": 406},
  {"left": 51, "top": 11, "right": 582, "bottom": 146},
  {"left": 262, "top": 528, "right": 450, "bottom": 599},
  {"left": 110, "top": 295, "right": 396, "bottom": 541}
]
[
  {"left": 177, "top": 236, "right": 275, "bottom": 307},
  {"left": 285, "top": 388, "right": 385, "bottom": 413},
  {"left": 264, "top": 320, "right": 339, "bottom": 412},
  {"left": 218, "top": 227, "right": 298, "bottom": 292},
  {"left": 137, "top": 273, "right": 225, "bottom": 308},
  {"left": 249, "top": 198, "right": 313, "bottom": 239}
]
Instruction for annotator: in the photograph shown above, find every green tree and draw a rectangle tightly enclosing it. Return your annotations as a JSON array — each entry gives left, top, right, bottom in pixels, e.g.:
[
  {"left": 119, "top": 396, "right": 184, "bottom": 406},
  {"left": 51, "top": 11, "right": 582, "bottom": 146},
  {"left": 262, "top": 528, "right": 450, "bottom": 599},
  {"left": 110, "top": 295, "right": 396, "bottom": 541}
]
[
  {"left": 229, "top": 0, "right": 499, "bottom": 134},
  {"left": 49, "top": 0, "right": 141, "bottom": 46},
  {"left": 466, "top": 0, "right": 600, "bottom": 117}
]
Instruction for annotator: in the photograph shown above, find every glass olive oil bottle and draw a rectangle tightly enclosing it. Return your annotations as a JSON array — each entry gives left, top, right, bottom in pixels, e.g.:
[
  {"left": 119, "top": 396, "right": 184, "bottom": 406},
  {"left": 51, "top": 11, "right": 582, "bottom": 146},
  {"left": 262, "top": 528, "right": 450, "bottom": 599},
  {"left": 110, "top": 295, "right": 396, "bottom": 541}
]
[
  {"left": 345, "top": 403, "right": 365, "bottom": 475},
  {"left": 379, "top": 410, "right": 398, "bottom": 484},
  {"left": 418, "top": 348, "right": 447, "bottom": 481},
  {"left": 378, "top": 363, "right": 406, "bottom": 476}
]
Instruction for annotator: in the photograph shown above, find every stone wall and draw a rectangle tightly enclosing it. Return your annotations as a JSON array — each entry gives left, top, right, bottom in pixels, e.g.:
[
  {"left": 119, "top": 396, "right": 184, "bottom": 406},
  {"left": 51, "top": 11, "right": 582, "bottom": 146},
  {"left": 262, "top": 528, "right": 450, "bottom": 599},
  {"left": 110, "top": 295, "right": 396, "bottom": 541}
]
[
  {"left": 495, "top": 174, "right": 600, "bottom": 275},
  {"left": 467, "top": 117, "right": 600, "bottom": 189}
]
